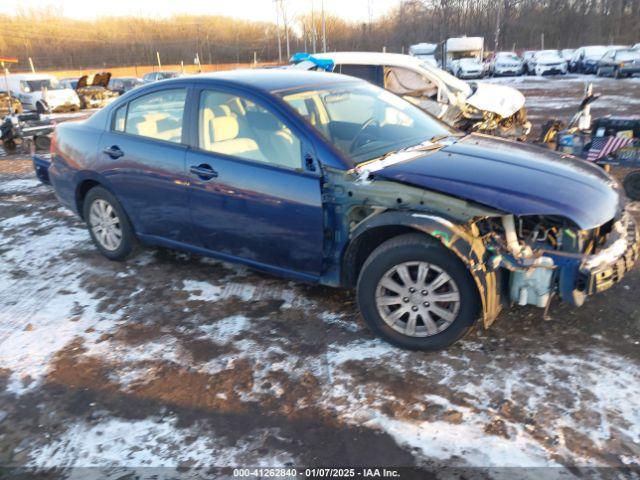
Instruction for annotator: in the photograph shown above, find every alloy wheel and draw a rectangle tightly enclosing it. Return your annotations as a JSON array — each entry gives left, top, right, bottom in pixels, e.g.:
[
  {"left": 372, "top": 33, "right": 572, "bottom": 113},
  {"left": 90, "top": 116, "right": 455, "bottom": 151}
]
[
  {"left": 89, "top": 199, "right": 123, "bottom": 251},
  {"left": 375, "top": 261, "right": 461, "bottom": 337}
]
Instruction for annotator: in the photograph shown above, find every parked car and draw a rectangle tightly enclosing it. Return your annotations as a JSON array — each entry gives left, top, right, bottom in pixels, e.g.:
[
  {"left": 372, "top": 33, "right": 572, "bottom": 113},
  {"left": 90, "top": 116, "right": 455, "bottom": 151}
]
[
  {"left": 529, "top": 51, "right": 567, "bottom": 75},
  {"left": 108, "top": 77, "right": 143, "bottom": 95},
  {"left": 487, "top": 51, "right": 523, "bottom": 76},
  {"left": 570, "top": 46, "right": 608, "bottom": 73},
  {"left": 522, "top": 50, "right": 537, "bottom": 74},
  {"left": 596, "top": 48, "right": 640, "bottom": 78},
  {"left": 46, "top": 69, "right": 639, "bottom": 350},
  {"left": 451, "top": 58, "right": 485, "bottom": 79},
  {"left": 142, "top": 71, "right": 180, "bottom": 84},
  {"left": 0, "top": 73, "right": 81, "bottom": 113},
  {"left": 291, "top": 52, "right": 530, "bottom": 139},
  {"left": 560, "top": 48, "right": 575, "bottom": 68}
]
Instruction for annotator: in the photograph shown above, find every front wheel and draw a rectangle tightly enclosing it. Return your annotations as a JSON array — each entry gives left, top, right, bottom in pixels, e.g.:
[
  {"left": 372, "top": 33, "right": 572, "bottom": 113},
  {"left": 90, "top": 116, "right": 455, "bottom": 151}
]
[
  {"left": 623, "top": 171, "right": 640, "bottom": 201},
  {"left": 356, "top": 234, "right": 480, "bottom": 351},
  {"left": 83, "top": 186, "right": 137, "bottom": 261}
]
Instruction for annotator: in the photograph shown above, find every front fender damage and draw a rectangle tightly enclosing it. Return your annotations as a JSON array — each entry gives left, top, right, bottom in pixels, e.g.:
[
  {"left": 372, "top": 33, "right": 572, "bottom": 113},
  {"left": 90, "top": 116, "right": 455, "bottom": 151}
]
[
  {"left": 320, "top": 167, "right": 505, "bottom": 327},
  {"left": 358, "top": 211, "right": 503, "bottom": 327}
]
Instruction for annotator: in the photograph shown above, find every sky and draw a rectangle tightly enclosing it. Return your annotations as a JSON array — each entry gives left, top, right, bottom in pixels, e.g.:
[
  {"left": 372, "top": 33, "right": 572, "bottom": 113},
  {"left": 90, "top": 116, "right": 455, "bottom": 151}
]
[{"left": 2, "top": 0, "right": 401, "bottom": 23}]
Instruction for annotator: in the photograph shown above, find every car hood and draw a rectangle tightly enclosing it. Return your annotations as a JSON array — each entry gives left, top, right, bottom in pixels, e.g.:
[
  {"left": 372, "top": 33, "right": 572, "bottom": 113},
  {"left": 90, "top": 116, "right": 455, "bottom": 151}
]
[
  {"left": 372, "top": 134, "right": 621, "bottom": 230},
  {"left": 465, "top": 83, "right": 525, "bottom": 118}
]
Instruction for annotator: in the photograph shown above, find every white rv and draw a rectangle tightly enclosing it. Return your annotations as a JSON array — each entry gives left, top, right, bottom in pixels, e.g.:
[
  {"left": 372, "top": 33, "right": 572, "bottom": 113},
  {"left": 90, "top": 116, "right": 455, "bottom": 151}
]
[
  {"left": 0, "top": 73, "right": 81, "bottom": 113},
  {"left": 444, "top": 37, "right": 485, "bottom": 78},
  {"left": 408, "top": 43, "right": 438, "bottom": 67}
]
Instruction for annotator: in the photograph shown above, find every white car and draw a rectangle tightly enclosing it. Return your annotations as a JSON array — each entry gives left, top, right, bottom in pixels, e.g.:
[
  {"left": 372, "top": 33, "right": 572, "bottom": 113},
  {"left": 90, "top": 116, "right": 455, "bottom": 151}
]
[
  {"left": 0, "top": 73, "right": 81, "bottom": 113},
  {"left": 452, "top": 58, "right": 485, "bottom": 79},
  {"left": 291, "top": 51, "right": 531, "bottom": 139},
  {"left": 488, "top": 52, "right": 524, "bottom": 76},
  {"left": 530, "top": 51, "right": 567, "bottom": 76}
]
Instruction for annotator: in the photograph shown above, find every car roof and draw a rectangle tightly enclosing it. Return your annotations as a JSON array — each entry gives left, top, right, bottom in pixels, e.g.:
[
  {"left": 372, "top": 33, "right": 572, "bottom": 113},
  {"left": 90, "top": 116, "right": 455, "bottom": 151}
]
[
  {"left": 309, "top": 51, "right": 426, "bottom": 69},
  {"left": 189, "top": 68, "right": 358, "bottom": 93}
]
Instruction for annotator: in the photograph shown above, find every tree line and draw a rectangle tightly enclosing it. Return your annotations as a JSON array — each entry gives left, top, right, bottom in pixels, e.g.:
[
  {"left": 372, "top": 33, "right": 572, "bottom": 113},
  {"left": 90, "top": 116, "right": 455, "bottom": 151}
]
[{"left": 1, "top": 0, "right": 638, "bottom": 72}]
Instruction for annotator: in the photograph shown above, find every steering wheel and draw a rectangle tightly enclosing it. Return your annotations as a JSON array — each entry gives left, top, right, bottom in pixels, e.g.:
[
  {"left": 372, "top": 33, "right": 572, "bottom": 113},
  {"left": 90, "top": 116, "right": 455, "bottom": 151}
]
[{"left": 349, "top": 117, "right": 380, "bottom": 153}]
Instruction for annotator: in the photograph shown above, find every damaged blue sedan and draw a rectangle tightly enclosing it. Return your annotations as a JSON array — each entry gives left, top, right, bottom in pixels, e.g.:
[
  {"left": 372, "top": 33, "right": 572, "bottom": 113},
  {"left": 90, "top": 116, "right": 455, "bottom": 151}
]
[{"left": 48, "top": 69, "right": 639, "bottom": 350}]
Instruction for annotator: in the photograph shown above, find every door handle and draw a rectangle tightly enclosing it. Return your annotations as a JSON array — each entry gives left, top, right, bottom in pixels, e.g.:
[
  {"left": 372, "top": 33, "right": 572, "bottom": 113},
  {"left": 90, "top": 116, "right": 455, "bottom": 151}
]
[
  {"left": 103, "top": 145, "right": 124, "bottom": 159},
  {"left": 190, "top": 163, "right": 218, "bottom": 180}
]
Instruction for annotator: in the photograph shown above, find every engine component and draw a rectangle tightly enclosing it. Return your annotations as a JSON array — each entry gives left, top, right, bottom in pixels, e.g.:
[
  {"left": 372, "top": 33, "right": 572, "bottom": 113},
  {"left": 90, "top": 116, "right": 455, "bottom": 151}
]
[{"left": 509, "top": 256, "right": 555, "bottom": 308}]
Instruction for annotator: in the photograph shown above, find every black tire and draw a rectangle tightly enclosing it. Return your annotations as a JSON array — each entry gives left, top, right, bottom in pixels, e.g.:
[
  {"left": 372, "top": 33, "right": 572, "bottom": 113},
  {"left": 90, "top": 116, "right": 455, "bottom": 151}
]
[
  {"left": 356, "top": 233, "right": 480, "bottom": 351},
  {"left": 623, "top": 171, "right": 640, "bottom": 201},
  {"left": 82, "top": 186, "right": 137, "bottom": 261}
]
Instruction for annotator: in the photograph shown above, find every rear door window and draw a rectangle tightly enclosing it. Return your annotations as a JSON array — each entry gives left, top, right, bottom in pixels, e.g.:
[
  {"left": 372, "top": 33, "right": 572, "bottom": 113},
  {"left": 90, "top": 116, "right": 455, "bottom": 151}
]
[{"left": 123, "top": 88, "right": 186, "bottom": 143}]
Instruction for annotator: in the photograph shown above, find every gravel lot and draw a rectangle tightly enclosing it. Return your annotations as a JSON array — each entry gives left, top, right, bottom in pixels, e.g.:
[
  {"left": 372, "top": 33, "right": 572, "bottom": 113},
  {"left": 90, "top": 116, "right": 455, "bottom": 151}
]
[{"left": 1, "top": 74, "right": 640, "bottom": 479}]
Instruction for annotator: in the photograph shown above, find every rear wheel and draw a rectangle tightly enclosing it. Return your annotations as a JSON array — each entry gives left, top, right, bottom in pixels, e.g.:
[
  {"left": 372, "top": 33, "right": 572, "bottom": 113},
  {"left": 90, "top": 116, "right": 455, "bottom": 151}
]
[
  {"left": 356, "top": 233, "right": 480, "bottom": 351},
  {"left": 83, "top": 186, "right": 136, "bottom": 261}
]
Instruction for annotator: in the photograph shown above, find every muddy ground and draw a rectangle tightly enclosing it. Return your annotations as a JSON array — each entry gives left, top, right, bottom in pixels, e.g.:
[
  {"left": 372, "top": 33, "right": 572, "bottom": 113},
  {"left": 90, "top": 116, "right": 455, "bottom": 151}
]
[{"left": 0, "top": 75, "right": 639, "bottom": 479}]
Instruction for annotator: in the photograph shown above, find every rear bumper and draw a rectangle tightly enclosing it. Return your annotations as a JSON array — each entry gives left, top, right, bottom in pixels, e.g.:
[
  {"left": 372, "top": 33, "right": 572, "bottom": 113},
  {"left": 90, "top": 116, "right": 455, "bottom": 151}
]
[
  {"left": 494, "top": 67, "right": 522, "bottom": 76},
  {"left": 539, "top": 67, "right": 565, "bottom": 75},
  {"left": 459, "top": 72, "right": 484, "bottom": 79},
  {"left": 579, "top": 212, "right": 639, "bottom": 295},
  {"left": 32, "top": 153, "right": 52, "bottom": 185},
  {"left": 620, "top": 66, "right": 640, "bottom": 75}
]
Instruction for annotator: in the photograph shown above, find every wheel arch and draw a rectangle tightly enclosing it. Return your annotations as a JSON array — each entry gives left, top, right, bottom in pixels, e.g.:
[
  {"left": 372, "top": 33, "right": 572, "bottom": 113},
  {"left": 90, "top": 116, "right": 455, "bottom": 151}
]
[
  {"left": 341, "top": 211, "right": 502, "bottom": 327},
  {"left": 74, "top": 173, "right": 123, "bottom": 221}
]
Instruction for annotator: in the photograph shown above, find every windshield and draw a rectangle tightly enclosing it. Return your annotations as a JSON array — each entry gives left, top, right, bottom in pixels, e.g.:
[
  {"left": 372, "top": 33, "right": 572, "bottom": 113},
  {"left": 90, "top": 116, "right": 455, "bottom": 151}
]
[
  {"left": 497, "top": 53, "right": 519, "bottom": 61},
  {"left": 159, "top": 72, "right": 178, "bottom": 80},
  {"left": 280, "top": 82, "right": 455, "bottom": 164},
  {"left": 21, "top": 78, "right": 63, "bottom": 92},
  {"left": 584, "top": 46, "right": 607, "bottom": 58},
  {"left": 537, "top": 53, "right": 561, "bottom": 62},
  {"left": 616, "top": 50, "right": 640, "bottom": 61}
]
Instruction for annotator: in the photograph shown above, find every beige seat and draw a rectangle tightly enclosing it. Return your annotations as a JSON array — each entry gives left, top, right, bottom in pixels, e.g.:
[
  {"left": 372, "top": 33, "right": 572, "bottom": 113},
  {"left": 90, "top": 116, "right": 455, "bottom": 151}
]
[
  {"left": 132, "top": 112, "right": 181, "bottom": 142},
  {"left": 200, "top": 109, "right": 264, "bottom": 161}
]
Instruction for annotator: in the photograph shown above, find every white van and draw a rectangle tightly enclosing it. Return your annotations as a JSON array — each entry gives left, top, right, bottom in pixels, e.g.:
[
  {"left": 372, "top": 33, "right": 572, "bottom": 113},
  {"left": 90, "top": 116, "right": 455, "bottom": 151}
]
[
  {"left": 0, "top": 73, "right": 81, "bottom": 113},
  {"left": 408, "top": 43, "right": 438, "bottom": 67}
]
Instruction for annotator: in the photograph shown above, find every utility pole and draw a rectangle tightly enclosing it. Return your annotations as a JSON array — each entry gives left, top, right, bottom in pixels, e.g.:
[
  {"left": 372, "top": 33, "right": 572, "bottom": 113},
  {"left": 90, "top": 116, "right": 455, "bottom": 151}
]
[
  {"left": 274, "top": 0, "right": 282, "bottom": 63},
  {"left": 541, "top": 32, "right": 545, "bottom": 50},
  {"left": 282, "top": 0, "right": 290, "bottom": 60},
  {"left": 311, "top": 0, "right": 317, "bottom": 53},
  {"left": 494, "top": 1, "right": 501, "bottom": 52},
  {"left": 321, "top": 0, "right": 327, "bottom": 52}
]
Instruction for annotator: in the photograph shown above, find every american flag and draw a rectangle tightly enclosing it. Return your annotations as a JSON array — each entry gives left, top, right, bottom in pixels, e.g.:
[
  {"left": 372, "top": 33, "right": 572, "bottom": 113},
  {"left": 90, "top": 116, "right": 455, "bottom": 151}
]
[{"left": 587, "top": 135, "right": 634, "bottom": 161}]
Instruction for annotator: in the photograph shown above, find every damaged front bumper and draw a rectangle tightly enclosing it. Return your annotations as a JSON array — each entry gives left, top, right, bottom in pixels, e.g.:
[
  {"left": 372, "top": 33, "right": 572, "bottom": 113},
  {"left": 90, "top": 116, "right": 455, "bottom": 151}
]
[
  {"left": 579, "top": 212, "right": 639, "bottom": 295},
  {"left": 485, "top": 211, "right": 638, "bottom": 321}
]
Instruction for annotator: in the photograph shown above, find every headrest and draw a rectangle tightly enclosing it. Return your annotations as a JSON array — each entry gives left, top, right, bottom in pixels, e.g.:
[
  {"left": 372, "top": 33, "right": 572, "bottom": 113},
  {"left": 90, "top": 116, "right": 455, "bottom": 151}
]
[{"left": 212, "top": 116, "right": 239, "bottom": 142}]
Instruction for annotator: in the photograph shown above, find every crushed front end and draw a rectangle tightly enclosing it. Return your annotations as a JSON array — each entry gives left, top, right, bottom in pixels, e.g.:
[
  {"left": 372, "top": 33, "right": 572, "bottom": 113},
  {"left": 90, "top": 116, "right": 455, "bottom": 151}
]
[
  {"left": 457, "top": 105, "right": 532, "bottom": 141},
  {"left": 478, "top": 210, "right": 639, "bottom": 314}
]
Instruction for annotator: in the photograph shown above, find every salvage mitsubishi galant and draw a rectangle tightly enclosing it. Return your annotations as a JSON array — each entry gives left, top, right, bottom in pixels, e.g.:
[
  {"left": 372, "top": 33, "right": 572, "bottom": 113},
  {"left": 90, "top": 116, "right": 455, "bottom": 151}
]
[{"left": 48, "top": 69, "right": 639, "bottom": 350}]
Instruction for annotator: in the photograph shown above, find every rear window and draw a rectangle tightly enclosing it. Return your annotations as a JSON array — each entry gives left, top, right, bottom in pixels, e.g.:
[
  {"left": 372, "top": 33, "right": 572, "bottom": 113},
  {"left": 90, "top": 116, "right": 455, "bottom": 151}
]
[
  {"left": 119, "top": 89, "right": 187, "bottom": 143},
  {"left": 617, "top": 50, "right": 640, "bottom": 62}
]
